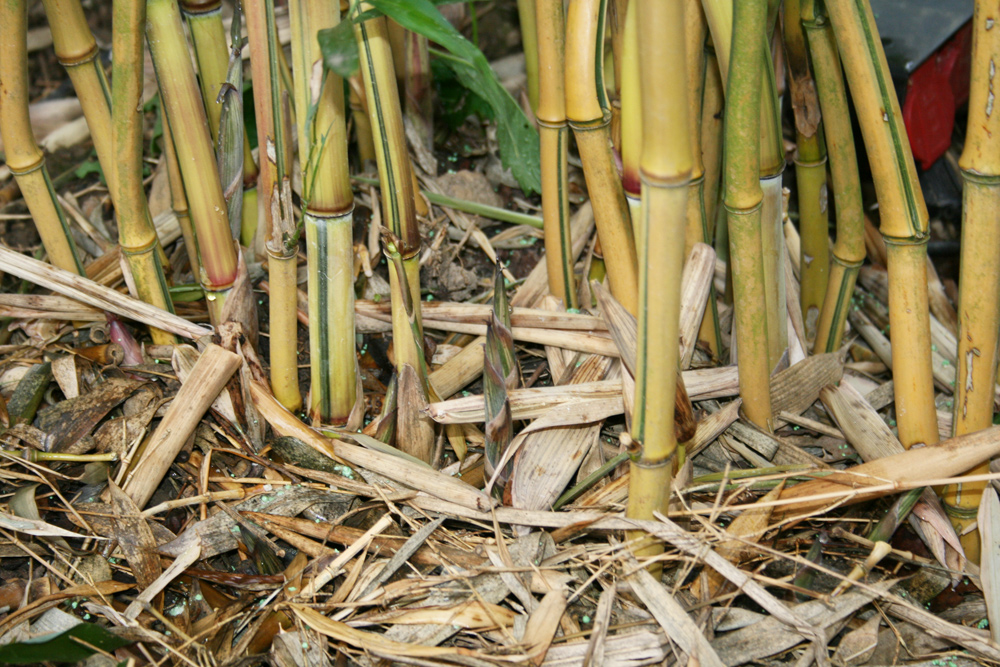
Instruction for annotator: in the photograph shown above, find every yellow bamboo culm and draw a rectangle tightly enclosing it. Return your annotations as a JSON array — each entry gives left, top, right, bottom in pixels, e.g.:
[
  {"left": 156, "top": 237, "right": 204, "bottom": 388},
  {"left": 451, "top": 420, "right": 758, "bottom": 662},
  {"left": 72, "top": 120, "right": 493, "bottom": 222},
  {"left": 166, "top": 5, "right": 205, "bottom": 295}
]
[
  {"left": 290, "top": 0, "right": 358, "bottom": 426},
  {"left": 784, "top": 0, "right": 829, "bottom": 344},
  {"left": 626, "top": 0, "right": 692, "bottom": 560},
  {"left": 147, "top": 0, "right": 238, "bottom": 316},
  {"left": 942, "top": 0, "right": 1000, "bottom": 562},
  {"left": 684, "top": 0, "right": 722, "bottom": 357},
  {"left": 42, "top": 0, "right": 169, "bottom": 270},
  {"left": 111, "top": 0, "right": 176, "bottom": 345},
  {"left": 41, "top": 0, "right": 117, "bottom": 193},
  {"left": 722, "top": 0, "right": 773, "bottom": 431},
  {"left": 535, "top": 0, "right": 577, "bottom": 308},
  {"left": 244, "top": 0, "right": 302, "bottom": 412},
  {"left": 803, "top": 0, "right": 865, "bottom": 354},
  {"left": 180, "top": 0, "right": 261, "bottom": 248},
  {"left": 354, "top": 3, "right": 434, "bottom": 462},
  {"left": 825, "top": 0, "right": 937, "bottom": 452},
  {"left": 566, "top": 0, "right": 639, "bottom": 314},
  {"left": 0, "top": 0, "right": 82, "bottom": 275}
]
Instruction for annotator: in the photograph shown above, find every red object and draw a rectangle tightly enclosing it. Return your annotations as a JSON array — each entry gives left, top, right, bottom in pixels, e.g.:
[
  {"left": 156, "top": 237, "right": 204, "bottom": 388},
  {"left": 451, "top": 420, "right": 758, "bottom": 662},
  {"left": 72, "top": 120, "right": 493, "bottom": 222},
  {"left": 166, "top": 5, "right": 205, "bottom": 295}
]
[{"left": 902, "top": 21, "right": 972, "bottom": 170}]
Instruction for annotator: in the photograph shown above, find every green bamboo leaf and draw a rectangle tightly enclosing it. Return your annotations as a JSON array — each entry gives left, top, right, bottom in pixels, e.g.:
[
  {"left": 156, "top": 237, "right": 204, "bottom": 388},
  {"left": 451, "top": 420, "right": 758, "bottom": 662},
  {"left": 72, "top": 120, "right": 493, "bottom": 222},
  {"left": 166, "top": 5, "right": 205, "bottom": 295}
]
[
  {"left": 318, "top": 20, "right": 359, "bottom": 79},
  {"left": 0, "top": 623, "right": 133, "bottom": 664},
  {"left": 321, "top": 0, "right": 541, "bottom": 193}
]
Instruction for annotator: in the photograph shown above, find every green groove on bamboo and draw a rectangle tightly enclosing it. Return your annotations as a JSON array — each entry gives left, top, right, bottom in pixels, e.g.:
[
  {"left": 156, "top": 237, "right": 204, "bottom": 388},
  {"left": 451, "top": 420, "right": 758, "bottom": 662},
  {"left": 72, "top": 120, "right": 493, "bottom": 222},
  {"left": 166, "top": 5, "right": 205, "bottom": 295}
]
[
  {"left": 566, "top": 0, "right": 639, "bottom": 314},
  {"left": 112, "top": 0, "right": 176, "bottom": 345},
  {"left": 825, "top": 0, "right": 935, "bottom": 454},
  {"left": 802, "top": 0, "right": 865, "bottom": 353},
  {"left": 535, "top": 0, "right": 577, "bottom": 307},
  {"left": 0, "top": 0, "right": 83, "bottom": 275},
  {"left": 355, "top": 2, "right": 431, "bottom": 461},
  {"left": 627, "top": 0, "right": 692, "bottom": 565},
  {"left": 723, "top": 0, "right": 772, "bottom": 430},
  {"left": 942, "top": 0, "right": 1000, "bottom": 563},
  {"left": 290, "top": 0, "right": 358, "bottom": 426},
  {"left": 619, "top": 0, "right": 641, "bottom": 222},
  {"left": 146, "top": 0, "right": 237, "bottom": 314}
]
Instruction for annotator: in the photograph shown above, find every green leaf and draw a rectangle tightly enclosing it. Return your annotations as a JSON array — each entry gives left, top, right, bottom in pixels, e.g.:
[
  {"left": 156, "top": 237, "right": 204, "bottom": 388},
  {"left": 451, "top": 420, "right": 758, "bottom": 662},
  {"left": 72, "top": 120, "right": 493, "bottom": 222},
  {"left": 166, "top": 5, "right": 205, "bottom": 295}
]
[
  {"left": 73, "top": 157, "right": 103, "bottom": 182},
  {"left": 318, "top": 20, "right": 360, "bottom": 79},
  {"left": 0, "top": 623, "right": 133, "bottom": 664},
  {"left": 365, "top": 0, "right": 540, "bottom": 193}
]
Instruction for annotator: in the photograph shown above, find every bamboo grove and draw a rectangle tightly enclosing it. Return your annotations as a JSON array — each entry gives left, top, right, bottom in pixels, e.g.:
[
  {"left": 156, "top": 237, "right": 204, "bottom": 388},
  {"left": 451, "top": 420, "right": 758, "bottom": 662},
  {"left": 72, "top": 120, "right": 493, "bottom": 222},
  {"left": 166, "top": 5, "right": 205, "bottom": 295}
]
[{"left": 1, "top": 0, "right": 1000, "bottom": 568}]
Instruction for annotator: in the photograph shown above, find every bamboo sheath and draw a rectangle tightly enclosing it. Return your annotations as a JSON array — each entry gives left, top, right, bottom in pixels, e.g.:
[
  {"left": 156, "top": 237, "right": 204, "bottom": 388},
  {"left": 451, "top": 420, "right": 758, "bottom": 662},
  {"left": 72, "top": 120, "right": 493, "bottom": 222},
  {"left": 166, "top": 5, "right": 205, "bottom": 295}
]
[
  {"left": 535, "top": 0, "right": 577, "bottom": 307},
  {"left": 803, "top": 0, "right": 865, "bottom": 353},
  {"left": 566, "top": 0, "right": 639, "bottom": 314},
  {"left": 0, "top": 0, "right": 82, "bottom": 275},
  {"left": 941, "top": 0, "right": 1000, "bottom": 561},
  {"left": 146, "top": 0, "right": 237, "bottom": 302},
  {"left": 825, "top": 0, "right": 935, "bottom": 451},
  {"left": 290, "top": 0, "right": 357, "bottom": 425},
  {"left": 721, "top": 0, "right": 772, "bottom": 430},
  {"left": 111, "top": 0, "right": 176, "bottom": 346}
]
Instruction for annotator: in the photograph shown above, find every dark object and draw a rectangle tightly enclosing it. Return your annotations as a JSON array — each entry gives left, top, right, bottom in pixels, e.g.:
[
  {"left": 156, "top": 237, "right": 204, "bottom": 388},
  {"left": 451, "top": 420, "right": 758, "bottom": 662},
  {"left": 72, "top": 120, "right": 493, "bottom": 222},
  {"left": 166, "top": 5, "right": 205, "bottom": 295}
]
[{"left": 871, "top": 0, "right": 973, "bottom": 170}]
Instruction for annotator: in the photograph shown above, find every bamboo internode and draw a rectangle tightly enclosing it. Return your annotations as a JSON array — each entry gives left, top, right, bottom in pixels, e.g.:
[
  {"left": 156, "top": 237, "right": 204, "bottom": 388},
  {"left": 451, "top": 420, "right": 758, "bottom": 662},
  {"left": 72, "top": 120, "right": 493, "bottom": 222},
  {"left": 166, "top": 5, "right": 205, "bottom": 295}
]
[
  {"left": 0, "top": 0, "right": 83, "bottom": 275},
  {"left": 566, "top": 0, "right": 638, "bottom": 314},
  {"left": 942, "top": 0, "right": 1000, "bottom": 561},
  {"left": 802, "top": 0, "right": 865, "bottom": 354},
  {"left": 147, "top": 0, "right": 237, "bottom": 302}
]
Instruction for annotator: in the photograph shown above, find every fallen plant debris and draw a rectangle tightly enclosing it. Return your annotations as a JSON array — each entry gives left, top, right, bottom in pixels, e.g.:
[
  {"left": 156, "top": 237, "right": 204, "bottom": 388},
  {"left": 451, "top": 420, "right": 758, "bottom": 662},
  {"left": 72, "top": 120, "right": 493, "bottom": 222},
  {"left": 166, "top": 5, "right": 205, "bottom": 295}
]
[{"left": 0, "top": 0, "right": 998, "bottom": 666}]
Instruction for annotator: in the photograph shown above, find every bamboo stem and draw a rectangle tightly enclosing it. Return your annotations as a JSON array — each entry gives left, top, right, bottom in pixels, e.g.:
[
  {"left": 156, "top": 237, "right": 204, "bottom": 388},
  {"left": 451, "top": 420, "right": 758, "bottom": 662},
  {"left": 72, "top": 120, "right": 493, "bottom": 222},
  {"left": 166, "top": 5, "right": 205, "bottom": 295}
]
[
  {"left": 245, "top": 0, "right": 302, "bottom": 411},
  {"left": 825, "top": 0, "right": 935, "bottom": 452},
  {"left": 565, "top": 0, "right": 639, "bottom": 314},
  {"left": 160, "top": 112, "right": 201, "bottom": 280},
  {"left": 941, "top": 0, "right": 1000, "bottom": 562},
  {"left": 535, "top": 0, "right": 577, "bottom": 307},
  {"left": 723, "top": 0, "right": 772, "bottom": 430},
  {"left": 784, "top": 0, "right": 829, "bottom": 344},
  {"left": 627, "top": 0, "right": 692, "bottom": 545},
  {"left": 290, "top": 0, "right": 358, "bottom": 425},
  {"left": 0, "top": 0, "right": 83, "bottom": 275},
  {"left": 354, "top": 4, "right": 430, "bottom": 458},
  {"left": 112, "top": 0, "right": 176, "bottom": 345},
  {"left": 146, "top": 0, "right": 237, "bottom": 307},
  {"left": 180, "top": 0, "right": 261, "bottom": 246},
  {"left": 803, "top": 0, "right": 865, "bottom": 353},
  {"left": 517, "top": 0, "right": 540, "bottom": 112},
  {"left": 123, "top": 345, "right": 241, "bottom": 508}
]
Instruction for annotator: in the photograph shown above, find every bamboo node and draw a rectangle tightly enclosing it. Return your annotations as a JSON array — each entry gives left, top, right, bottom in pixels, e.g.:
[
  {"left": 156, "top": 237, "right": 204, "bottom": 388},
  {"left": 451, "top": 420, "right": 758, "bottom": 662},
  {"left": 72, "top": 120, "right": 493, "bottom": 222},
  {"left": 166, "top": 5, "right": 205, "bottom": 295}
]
[
  {"left": 55, "top": 42, "right": 99, "bottom": 68},
  {"left": 793, "top": 155, "right": 828, "bottom": 169},
  {"left": 7, "top": 154, "right": 46, "bottom": 176},
  {"left": 722, "top": 199, "right": 764, "bottom": 217},
  {"left": 880, "top": 233, "right": 930, "bottom": 247}
]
